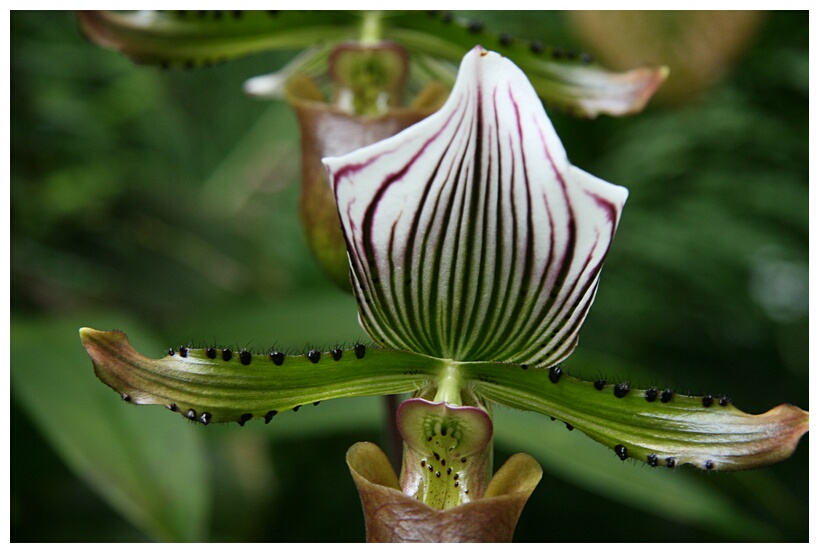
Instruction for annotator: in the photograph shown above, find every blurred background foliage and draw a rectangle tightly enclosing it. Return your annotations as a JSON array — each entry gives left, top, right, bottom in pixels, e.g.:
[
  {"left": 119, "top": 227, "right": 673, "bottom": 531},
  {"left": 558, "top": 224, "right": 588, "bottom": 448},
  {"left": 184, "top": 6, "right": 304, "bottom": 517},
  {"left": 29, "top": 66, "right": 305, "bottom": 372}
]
[{"left": 10, "top": 11, "right": 807, "bottom": 542}]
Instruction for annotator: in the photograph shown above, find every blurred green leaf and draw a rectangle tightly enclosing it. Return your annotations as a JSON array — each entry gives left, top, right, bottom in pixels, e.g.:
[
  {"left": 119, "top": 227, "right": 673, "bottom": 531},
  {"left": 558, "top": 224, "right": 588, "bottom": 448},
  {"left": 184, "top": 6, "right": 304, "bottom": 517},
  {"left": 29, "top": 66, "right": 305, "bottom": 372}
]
[{"left": 11, "top": 315, "right": 211, "bottom": 542}]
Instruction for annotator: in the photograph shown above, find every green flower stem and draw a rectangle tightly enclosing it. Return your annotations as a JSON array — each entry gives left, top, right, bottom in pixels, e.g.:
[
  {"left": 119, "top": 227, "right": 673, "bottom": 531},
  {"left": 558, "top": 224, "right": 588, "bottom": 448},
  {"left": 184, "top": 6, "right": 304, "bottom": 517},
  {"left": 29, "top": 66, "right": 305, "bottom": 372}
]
[
  {"left": 360, "top": 11, "right": 382, "bottom": 45},
  {"left": 433, "top": 363, "right": 464, "bottom": 406}
]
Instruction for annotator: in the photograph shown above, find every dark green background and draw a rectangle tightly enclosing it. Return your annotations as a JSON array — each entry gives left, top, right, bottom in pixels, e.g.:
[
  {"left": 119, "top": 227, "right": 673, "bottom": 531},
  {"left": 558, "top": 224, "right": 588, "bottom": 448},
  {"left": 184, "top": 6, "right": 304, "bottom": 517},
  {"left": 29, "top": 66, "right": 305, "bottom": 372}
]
[{"left": 11, "top": 11, "right": 808, "bottom": 542}]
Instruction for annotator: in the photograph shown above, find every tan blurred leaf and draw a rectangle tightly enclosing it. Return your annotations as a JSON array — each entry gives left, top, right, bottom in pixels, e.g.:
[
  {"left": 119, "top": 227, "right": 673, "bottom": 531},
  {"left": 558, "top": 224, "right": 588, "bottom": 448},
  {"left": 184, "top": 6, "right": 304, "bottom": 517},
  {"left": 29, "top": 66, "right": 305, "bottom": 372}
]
[{"left": 567, "top": 11, "right": 765, "bottom": 102}]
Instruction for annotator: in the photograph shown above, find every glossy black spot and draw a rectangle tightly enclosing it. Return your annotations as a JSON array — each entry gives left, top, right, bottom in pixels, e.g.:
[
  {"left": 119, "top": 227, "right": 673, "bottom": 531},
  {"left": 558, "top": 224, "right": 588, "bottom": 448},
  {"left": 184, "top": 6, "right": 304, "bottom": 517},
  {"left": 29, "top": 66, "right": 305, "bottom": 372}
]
[
  {"left": 550, "top": 417, "right": 556, "bottom": 421},
  {"left": 269, "top": 351, "right": 285, "bottom": 365},
  {"left": 121, "top": 393, "right": 131, "bottom": 402},
  {"left": 331, "top": 348, "right": 342, "bottom": 361},
  {"left": 421, "top": 460, "right": 426, "bottom": 467},
  {"left": 179, "top": 347, "right": 189, "bottom": 358},
  {"left": 206, "top": 347, "right": 216, "bottom": 359},
  {"left": 200, "top": 412, "right": 212, "bottom": 425},
  {"left": 354, "top": 344, "right": 366, "bottom": 359},
  {"left": 238, "top": 413, "right": 252, "bottom": 426},
  {"left": 167, "top": 348, "right": 175, "bottom": 356},
  {"left": 594, "top": 379, "right": 606, "bottom": 390},
  {"left": 433, "top": 452, "right": 440, "bottom": 461},
  {"left": 645, "top": 387, "right": 658, "bottom": 402},
  {"left": 313, "top": 401, "right": 320, "bottom": 406},
  {"left": 530, "top": 39, "right": 544, "bottom": 54},
  {"left": 461, "top": 457, "right": 467, "bottom": 463},
  {"left": 666, "top": 457, "right": 676, "bottom": 468},
  {"left": 239, "top": 350, "right": 252, "bottom": 365},
  {"left": 454, "top": 482, "right": 459, "bottom": 488},
  {"left": 293, "top": 405, "right": 301, "bottom": 412},
  {"left": 222, "top": 348, "right": 232, "bottom": 362},
  {"left": 499, "top": 32, "right": 512, "bottom": 46},
  {"left": 264, "top": 410, "right": 278, "bottom": 423},
  {"left": 446, "top": 467, "right": 451, "bottom": 474},
  {"left": 704, "top": 460, "right": 715, "bottom": 471},
  {"left": 549, "top": 366, "right": 562, "bottom": 384},
  {"left": 647, "top": 453, "right": 658, "bottom": 467},
  {"left": 614, "top": 444, "right": 628, "bottom": 460},
  {"left": 702, "top": 395, "right": 714, "bottom": 408},
  {"left": 614, "top": 382, "right": 630, "bottom": 398},
  {"left": 168, "top": 403, "right": 179, "bottom": 412},
  {"left": 186, "top": 409, "right": 197, "bottom": 420},
  {"left": 468, "top": 20, "right": 483, "bottom": 33},
  {"left": 565, "top": 423, "right": 574, "bottom": 431},
  {"left": 453, "top": 474, "right": 459, "bottom": 481},
  {"left": 436, "top": 471, "right": 441, "bottom": 478},
  {"left": 521, "top": 364, "right": 528, "bottom": 370},
  {"left": 307, "top": 350, "right": 321, "bottom": 364},
  {"left": 660, "top": 389, "right": 674, "bottom": 403},
  {"left": 428, "top": 465, "right": 434, "bottom": 472},
  {"left": 719, "top": 395, "right": 731, "bottom": 407}
]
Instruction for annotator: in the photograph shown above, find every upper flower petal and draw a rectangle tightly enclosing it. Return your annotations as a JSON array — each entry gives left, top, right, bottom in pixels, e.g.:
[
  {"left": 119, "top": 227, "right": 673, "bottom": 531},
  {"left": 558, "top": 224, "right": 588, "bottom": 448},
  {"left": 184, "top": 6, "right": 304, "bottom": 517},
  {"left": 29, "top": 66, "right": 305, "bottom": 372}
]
[{"left": 324, "top": 47, "right": 628, "bottom": 366}]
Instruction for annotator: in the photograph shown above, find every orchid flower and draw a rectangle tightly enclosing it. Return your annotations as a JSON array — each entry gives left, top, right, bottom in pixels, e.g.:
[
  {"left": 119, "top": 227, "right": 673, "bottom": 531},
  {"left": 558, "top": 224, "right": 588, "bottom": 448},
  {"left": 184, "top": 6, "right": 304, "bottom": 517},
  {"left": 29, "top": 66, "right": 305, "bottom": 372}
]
[
  {"left": 77, "top": 10, "right": 668, "bottom": 291},
  {"left": 81, "top": 47, "right": 808, "bottom": 541},
  {"left": 77, "top": 11, "right": 666, "bottom": 118}
]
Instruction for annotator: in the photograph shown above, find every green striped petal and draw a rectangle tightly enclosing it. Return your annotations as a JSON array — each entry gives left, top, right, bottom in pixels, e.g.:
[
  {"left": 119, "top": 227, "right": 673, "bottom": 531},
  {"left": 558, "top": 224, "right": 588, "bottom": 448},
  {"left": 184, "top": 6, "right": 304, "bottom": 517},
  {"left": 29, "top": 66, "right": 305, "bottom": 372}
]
[
  {"left": 80, "top": 328, "right": 441, "bottom": 426},
  {"left": 325, "top": 47, "right": 628, "bottom": 366},
  {"left": 459, "top": 360, "right": 809, "bottom": 471},
  {"left": 77, "top": 10, "right": 358, "bottom": 68}
]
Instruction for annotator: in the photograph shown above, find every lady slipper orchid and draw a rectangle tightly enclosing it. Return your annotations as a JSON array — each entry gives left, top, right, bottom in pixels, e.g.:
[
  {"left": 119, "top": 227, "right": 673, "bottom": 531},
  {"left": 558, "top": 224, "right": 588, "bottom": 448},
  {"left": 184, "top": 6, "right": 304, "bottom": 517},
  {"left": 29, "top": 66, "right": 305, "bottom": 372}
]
[{"left": 81, "top": 46, "right": 808, "bottom": 541}]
